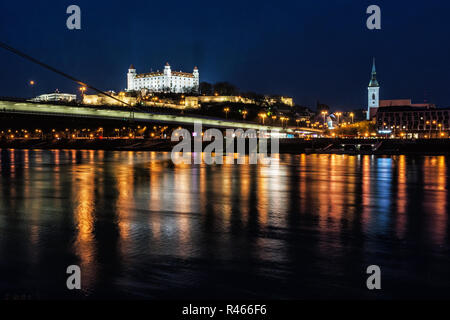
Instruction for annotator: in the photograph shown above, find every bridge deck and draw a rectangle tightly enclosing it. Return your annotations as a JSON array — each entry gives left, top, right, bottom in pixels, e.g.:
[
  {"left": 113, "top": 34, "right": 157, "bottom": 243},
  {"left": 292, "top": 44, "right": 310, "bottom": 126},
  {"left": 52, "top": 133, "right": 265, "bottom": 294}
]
[{"left": 0, "top": 100, "right": 321, "bottom": 133}]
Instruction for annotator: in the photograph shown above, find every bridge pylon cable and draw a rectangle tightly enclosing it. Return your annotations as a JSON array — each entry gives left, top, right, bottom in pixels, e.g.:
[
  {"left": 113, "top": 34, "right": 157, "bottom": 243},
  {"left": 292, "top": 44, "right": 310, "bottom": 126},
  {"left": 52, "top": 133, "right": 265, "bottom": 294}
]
[{"left": 0, "top": 40, "right": 145, "bottom": 118}]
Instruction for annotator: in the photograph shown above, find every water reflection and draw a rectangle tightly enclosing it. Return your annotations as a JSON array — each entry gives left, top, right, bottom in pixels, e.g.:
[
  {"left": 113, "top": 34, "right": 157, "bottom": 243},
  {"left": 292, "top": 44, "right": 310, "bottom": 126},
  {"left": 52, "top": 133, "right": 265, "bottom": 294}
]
[
  {"left": 0, "top": 150, "right": 449, "bottom": 299},
  {"left": 72, "top": 165, "right": 97, "bottom": 292}
]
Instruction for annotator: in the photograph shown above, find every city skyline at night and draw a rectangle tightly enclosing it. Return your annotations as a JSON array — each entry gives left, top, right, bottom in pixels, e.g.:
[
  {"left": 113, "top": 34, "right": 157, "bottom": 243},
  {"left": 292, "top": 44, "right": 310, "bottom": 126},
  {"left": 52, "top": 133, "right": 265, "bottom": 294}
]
[
  {"left": 2, "top": 0, "right": 450, "bottom": 312},
  {"left": 1, "top": 0, "right": 450, "bottom": 110}
]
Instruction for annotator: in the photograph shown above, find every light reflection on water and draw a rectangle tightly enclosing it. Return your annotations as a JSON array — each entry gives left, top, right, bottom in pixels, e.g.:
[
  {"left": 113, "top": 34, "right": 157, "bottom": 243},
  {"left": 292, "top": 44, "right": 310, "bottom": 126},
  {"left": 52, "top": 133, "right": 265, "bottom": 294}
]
[{"left": 0, "top": 149, "right": 449, "bottom": 299}]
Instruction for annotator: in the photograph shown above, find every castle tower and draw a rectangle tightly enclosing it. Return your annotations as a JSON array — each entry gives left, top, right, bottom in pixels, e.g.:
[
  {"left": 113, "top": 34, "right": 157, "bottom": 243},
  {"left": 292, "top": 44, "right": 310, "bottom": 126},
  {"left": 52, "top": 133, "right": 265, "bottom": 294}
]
[
  {"left": 193, "top": 66, "right": 199, "bottom": 92},
  {"left": 367, "top": 58, "right": 380, "bottom": 120},
  {"left": 127, "top": 64, "right": 136, "bottom": 91},
  {"left": 164, "top": 62, "right": 171, "bottom": 92}
]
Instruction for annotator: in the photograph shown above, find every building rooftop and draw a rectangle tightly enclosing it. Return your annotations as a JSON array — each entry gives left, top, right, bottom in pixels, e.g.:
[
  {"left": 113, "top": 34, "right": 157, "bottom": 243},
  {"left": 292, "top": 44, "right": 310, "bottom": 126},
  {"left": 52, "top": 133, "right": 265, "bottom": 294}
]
[
  {"left": 135, "top": 71, "right": 194, "bottom": 78},
  {"left": 377, "top": 106, "right": 448, "bottom": 112}
]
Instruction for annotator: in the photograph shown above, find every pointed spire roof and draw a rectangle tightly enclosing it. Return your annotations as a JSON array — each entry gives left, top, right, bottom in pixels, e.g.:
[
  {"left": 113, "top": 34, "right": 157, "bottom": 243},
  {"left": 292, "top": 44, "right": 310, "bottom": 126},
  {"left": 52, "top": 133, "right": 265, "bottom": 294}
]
[
  {"left": 369, "top": 58, "right": 379, "bottom": 87},
  {"left": 129, "top": 64, "right": 135, "bottom": 70}
]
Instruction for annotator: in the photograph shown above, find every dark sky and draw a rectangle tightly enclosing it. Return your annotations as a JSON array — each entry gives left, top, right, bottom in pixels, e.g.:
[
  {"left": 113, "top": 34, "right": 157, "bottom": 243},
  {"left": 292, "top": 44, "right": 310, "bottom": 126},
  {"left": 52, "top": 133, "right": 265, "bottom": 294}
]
[{"left": 1, "top": 0, "right": 450, "bottom": 110}]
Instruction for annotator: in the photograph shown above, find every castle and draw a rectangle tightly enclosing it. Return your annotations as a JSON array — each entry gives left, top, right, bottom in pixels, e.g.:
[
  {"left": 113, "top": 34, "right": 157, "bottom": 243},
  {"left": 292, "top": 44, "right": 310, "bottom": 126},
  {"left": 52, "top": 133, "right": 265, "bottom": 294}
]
[{"left": 127, "top": 63, "right": 199, "bottom": 93}]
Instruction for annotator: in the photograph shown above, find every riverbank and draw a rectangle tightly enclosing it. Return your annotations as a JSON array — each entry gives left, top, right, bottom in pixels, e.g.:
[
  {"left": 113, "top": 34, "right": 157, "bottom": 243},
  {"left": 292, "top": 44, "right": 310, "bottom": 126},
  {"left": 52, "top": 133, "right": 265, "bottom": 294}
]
[{"left": 1, "top": 138, "right": 450, "bottom": 155}]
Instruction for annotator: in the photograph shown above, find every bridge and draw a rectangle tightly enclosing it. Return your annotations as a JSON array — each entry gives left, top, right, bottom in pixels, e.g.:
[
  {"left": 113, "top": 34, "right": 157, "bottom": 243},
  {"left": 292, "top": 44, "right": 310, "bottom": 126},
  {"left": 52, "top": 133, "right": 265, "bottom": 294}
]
[
  {"left": 0, "top": 42, "right": 322, "bottom": 136},
  {"left": 0, "top": 99, "right": 322, "bottom": 134}
]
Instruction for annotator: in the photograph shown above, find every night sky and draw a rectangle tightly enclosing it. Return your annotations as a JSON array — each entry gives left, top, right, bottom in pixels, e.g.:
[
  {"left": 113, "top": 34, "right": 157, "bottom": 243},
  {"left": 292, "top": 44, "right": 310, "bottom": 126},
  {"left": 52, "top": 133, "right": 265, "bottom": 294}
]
[{"left": 1, "top": 0, "right": 450, "bottom": 110}]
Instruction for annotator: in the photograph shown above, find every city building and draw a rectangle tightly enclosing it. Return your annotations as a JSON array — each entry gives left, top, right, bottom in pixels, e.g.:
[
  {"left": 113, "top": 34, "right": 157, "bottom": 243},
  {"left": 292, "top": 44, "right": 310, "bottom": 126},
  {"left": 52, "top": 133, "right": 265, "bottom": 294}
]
[
  {"left": 83, "top": 91, "right": 137, "bottom": 106},
  {"left": 31, "top": 90, "right": 76, "bottom": 103},
  {"left": 376, "top": 105, "right": 450, "bottom": 138},
  {"left": 83, "top": 91, "right": 199, "bottom": 109},
  {"left": 192, "top": 95, "right": 255, "bottom": 105},
  {"left": 127, "top": 63, "right": 199, "bottom": 93},
  {"left": 363, "top": 58, "right": 449, "bottom": 138},
  {"left": 185, "top": 95, "right": 294, "bottom": 108},
  {"left": 264, "top": 95, "right": 294, "bottom": 107},
  {"left": 366, "top": 59, "right": 435, "bottom": 121}
]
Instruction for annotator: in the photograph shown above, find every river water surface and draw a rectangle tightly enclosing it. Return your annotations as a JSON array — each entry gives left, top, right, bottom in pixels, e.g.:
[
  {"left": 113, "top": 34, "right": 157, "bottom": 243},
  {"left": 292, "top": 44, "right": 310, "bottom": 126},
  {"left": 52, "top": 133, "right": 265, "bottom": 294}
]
[{"left": 0, "top": 149, "right": 449, "bottom": 299}]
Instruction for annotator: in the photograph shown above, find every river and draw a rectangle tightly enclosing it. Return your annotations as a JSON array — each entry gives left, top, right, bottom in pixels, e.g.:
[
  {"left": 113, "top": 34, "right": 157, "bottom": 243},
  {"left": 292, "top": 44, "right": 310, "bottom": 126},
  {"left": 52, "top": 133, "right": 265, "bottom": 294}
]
[{"left": 0, "top": 149, "right": 449, "bottom": 299}]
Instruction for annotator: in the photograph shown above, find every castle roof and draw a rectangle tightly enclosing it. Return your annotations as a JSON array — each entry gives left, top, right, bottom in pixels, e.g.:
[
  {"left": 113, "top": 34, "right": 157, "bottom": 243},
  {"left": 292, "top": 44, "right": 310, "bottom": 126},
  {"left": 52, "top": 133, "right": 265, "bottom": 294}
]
[
  {"left": 172, "top": 71, "right": 194, "bottom": 78},
  {"left": 135, "top": 71, "right": 194, "bottom": 78},
  {"left": 135, "top": 72, "right": 164, "bottom": 78}
]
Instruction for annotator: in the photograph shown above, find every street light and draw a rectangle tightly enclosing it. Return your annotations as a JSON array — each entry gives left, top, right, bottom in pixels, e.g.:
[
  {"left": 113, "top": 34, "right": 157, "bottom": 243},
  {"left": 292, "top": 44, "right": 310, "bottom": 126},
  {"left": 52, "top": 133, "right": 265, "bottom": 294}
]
[
  {"left": 224, "top": 107, "right": 230, "bottom": 119},
  {"left": 259, "top": 113, "right": 267, "bottom": 125},
  {"left": 281, "top": 117, "right": 289, "bottom": 128},
  {"left": 242, "top": 110, "right": 248, "bottom": 120},
  {"left": 426, "top": 120, "right": 431, "bottom": 138},
  {"left": 29, "top": 80, "right": 36, "bottom": 98},
  {"left": 321, "top": 111, "right": 328, "bottom": 125},
  {"left": 335, "top": 112, "right": 342, "bottom": 125},
  {"left": 79, "top": 86, "right": 86, "bottom": 101}
]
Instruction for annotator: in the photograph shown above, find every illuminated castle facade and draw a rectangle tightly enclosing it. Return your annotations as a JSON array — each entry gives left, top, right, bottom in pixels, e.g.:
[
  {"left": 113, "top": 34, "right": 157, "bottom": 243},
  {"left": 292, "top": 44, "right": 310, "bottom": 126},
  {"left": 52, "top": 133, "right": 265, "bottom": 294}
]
[{"left": 127, "top": 63, "right": 199, "bottom": 93}]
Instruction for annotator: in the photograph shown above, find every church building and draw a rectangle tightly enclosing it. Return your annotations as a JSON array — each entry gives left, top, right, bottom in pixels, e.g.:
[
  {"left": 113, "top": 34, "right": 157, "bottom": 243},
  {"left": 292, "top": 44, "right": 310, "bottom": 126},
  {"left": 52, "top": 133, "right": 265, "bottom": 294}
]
[{"left": 367, "top": 59, "right": 380, "bottom": 120}]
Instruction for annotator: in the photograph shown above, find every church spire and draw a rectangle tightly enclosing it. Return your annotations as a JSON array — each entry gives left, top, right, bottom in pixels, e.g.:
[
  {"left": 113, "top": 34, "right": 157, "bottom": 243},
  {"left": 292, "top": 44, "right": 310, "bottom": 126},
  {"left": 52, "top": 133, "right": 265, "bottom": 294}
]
[{"left": 369, "top": 58, "right": 379, "bottom": 87}]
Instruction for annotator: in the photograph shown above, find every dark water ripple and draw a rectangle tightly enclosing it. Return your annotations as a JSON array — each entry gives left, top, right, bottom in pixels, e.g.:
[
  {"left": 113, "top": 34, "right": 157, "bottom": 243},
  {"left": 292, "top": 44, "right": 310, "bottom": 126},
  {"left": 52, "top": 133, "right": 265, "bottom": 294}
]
[{"left": 0, "top": 149, "right": 449, "bottom": 299}]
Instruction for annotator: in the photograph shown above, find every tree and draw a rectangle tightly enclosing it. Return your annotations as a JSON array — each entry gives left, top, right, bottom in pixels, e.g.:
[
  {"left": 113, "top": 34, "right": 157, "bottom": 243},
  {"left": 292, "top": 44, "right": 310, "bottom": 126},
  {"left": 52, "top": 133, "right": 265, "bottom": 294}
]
[
  {"left": 213, "top": 82, "right": 238, "bottom": 96},
  {"left": 199, "top": 82, "right": 213, "bottom": 95}
]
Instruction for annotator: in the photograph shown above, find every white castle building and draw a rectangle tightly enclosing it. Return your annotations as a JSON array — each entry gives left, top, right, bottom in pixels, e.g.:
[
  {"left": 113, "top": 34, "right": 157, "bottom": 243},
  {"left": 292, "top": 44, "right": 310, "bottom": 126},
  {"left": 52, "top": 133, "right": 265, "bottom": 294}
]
[{"left": 127, "top": 63, "right": 199, "bottom": 93}]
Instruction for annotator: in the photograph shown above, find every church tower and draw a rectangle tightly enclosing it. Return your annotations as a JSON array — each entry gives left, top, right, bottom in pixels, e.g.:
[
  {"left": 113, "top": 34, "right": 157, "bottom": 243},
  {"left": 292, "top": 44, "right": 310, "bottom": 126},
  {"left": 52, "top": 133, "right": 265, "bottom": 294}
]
[{"left": 367, "top": 58, "right": 380, "bottom": 120}]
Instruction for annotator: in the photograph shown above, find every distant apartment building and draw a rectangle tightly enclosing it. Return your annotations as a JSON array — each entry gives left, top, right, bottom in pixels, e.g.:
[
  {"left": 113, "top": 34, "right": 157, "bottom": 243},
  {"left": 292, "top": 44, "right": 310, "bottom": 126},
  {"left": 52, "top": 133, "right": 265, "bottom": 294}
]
[
  {"left": 31, "top": 90, "right": 76, "bottom": 103},
  {"left": 264, "top": 95, "right": 294, "bottom": 107},
  {"left": 376, "top": 103, "right": 450, "bottom": 138},
  {"left": 127, "top": 63, "right": 199, "bottom": 93}
]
